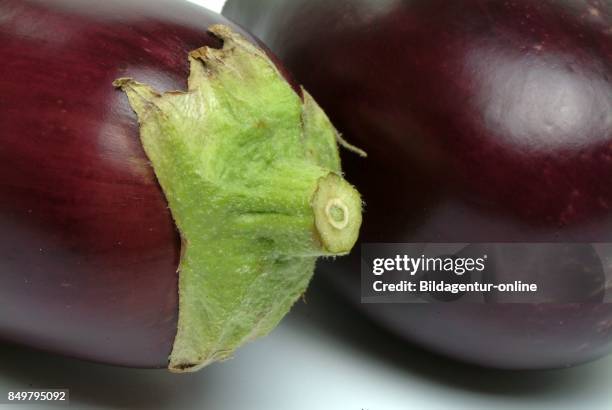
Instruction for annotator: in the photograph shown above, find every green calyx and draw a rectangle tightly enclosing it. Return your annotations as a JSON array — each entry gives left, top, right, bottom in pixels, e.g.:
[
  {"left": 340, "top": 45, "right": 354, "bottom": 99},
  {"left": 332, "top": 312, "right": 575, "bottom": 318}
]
[{"left": 114, "top": 24, "right": 362, "bottom": 373}]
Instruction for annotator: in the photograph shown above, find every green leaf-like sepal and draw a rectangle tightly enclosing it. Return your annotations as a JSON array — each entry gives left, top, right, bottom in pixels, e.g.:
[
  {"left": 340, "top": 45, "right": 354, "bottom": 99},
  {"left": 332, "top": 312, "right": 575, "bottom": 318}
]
[{"left": 114, "top": 25, "right": 362, "bottom": 372}]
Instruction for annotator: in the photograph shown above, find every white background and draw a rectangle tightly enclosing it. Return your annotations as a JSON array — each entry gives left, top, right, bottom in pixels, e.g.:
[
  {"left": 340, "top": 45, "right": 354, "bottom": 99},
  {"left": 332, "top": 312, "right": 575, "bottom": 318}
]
[
  {"left": 186, "top": 0, "right": 225, "bottom": 13},
  {"left": 1, "top": 1, "right": 612, "bottom": 409}
]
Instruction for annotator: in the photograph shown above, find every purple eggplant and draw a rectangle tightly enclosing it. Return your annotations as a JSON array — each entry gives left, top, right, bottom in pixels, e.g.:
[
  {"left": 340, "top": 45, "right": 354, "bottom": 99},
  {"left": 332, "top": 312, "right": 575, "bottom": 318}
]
[
  {"left": 224, "top": 0, "right": 612, "bottom": 369},
  {"left": 0, "top": 0, "right": 362, "bottom": 371}
]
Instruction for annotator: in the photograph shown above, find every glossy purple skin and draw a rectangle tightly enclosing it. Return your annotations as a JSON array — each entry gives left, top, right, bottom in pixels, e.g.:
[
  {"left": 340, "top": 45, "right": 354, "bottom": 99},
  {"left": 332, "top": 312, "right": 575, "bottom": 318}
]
[
  {"left": 224, "top": 0, "right": 612, "bottom": 368},
  {"left": 0, "top": 0, "right": 259, "bottom": 368}
]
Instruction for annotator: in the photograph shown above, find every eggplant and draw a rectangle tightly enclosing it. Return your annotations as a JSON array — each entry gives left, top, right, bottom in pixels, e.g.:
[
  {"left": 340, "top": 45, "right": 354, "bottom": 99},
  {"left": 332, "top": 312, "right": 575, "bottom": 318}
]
[
  {"left": 0, "top": 0, "right": 362, "bottom": 372},
  {"left": 224, "top": 0, "right": 612, "bottom": 369}
]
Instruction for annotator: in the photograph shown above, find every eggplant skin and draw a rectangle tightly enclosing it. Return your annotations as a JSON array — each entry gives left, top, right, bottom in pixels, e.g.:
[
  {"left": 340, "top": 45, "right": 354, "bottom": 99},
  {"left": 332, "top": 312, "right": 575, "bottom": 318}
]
[
  {"left": 224, "top": 0, "right": 612, "bottom": 369},
  {"left": 0, "top": 0, "right": 261, "bottom": 368}
]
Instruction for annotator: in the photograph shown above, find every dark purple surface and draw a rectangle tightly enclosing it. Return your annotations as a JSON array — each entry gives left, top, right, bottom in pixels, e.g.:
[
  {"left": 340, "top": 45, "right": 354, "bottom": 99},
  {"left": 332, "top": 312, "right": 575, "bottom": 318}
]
[
  {"left": 224, "top": 0, "right": 612, "bottom": 368},
  {"left": 0, "top": 0, "right": 253, "bottom": 368}
]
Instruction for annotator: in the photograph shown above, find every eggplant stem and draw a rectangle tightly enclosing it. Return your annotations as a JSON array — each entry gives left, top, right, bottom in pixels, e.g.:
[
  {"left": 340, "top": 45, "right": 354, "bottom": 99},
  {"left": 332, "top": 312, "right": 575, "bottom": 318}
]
[{"left": 114, "top": 24, "right": 362, "bottom": 373}]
